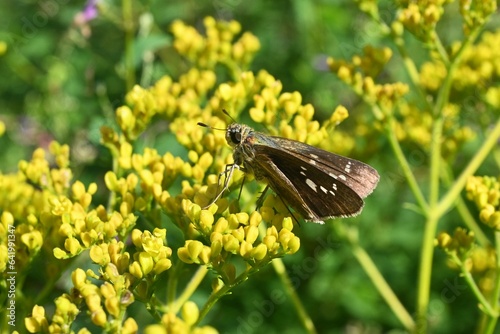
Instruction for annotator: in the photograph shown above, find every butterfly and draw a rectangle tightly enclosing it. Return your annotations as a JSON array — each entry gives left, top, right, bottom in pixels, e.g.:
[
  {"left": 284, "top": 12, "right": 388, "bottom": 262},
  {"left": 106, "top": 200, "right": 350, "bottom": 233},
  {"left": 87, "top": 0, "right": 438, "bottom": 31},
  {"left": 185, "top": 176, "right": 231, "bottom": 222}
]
[{"left": 199, "top": 116, "right": 379, "bottom": 223}]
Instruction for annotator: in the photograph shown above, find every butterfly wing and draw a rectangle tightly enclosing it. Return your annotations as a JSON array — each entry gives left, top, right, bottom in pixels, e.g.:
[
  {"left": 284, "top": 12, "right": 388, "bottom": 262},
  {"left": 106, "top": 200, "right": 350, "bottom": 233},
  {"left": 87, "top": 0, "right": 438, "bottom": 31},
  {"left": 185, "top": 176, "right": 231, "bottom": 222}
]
[
  {"left": 250, "top": 153, "right": 322, "bottom": 221},
  {"left": 252, "top": 136, "right": 379, "bottom": 222},
  {"left": 270, "top": 137, "right": 380, "bottom": 197}
]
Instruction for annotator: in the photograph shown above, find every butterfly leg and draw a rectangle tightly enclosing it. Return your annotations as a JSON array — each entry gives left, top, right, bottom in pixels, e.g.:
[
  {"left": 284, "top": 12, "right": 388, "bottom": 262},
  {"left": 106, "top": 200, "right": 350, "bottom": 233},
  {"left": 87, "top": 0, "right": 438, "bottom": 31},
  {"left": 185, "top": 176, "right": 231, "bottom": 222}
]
[
  {"left": 255, "top": 185, "right": 270, "bottom": 210},
  {"left": 256, "top": 186, "right": 301, "bottom": 225},
  {"left": 203, "top": 163, "right": 240, "bottom": 209},
  {"left": 237, "top": 174, "right": 247, "bottom": 201}
]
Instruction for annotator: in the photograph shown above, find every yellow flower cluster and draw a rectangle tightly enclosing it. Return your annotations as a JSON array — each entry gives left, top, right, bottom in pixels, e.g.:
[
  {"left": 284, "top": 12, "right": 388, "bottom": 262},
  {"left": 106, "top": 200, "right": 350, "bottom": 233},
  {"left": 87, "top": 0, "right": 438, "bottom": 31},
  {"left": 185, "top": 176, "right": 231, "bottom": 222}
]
[
  {"left": 434, "top": 175, "right": 500, "bottom": 294},
  {"left": 459, "top": 0, "right": 497, "bottom": 35},
  {"left": 0, "top": 212, "right": 14, "bottom": 272},
  {"left": 420, "top": 31, "right": 500, "bottom": 94},
  {"left": 25, "top": 228, "right": 172, "bottom": 333},
  {"left": 435, "top": 227, "right": 497, "bottom": 293},
  {"left": 0, "top": 141, "right": 172, "bottom": 331},
  {"left": 103, "top": 147, "right": 186, "bottom": 215},
  {"left": 469, "top": 246, "right": 497, "bottom": 293},
  {"left": 466, "top": 175, "right": 500, "bottom": 229},
  {"left": 25, "top": 271, "right": 137, "bottom": 333},
  {"left": 395, "top": 102, "right": 475, "bottom": 156},
  {"left": 435, "top": 227, "right": 475, "bottom": 260},
  {"left": 436, "top": 176, "right": 500, "bottom": 276},
  {"left": 396, "top": 0, "right": 450, "bottom": 41},
  {"left": 176, "top": 203, "right": 299, "bottom": 283},
  {"left": 330, "top": 45, "right": 393, "bottom": 79},
  {"left": 171, "top": 16, "right": 260, "bottom": 71},
  {"left": 51, "top": 192, "right": 137, "bottom": 260},
  {"left": 327, "top": 45, "right": 409, "bottom": 117},
  {"left": 145, "top": 301, "right": 218, "bottom": 334},
  {"left": 128, "top": 228, "right": 172, "bottom": 279},
  {"left": 73, "top": 266, "right": 136, "bottom": 330},
  {"left": 19, "top": 141, "right": 72, "bottom": 194},
  {"left": 0, "top": 142, "right": 79, "bottom": 269},
  {"left": 25, "top": 296, "right": 78, "bottom": 333}
]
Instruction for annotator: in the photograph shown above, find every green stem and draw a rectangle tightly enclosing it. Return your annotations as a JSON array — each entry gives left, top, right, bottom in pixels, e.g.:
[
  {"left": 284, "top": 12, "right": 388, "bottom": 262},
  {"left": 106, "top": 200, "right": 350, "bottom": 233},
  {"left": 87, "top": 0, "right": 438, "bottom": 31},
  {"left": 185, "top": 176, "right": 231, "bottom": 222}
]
[
  {"left": 369, "top": 100, "right": 385, "bottom": 121},
  {"left": 432, "top": 20, "right": 483, "bottom": 119},
  {"left": 107, "top": 155, "right": 119, "bottom": 213},
  {"left": 351, "top": 242, "right": 415, "bottom": 330},
  {"left": 196, "top": 268, "right": 250, "bottom": 325},
  {"left": 169, "top": 266, "right": 208, "bottom": 314},
  {"left": 450, "top": 253, "right": 497, "bottom": 318},
  {"left": 428, "top": 117, "right": 443, "bottom": 205},
  {"left": 415, "top": 66, "right": 445, "bottom": 334},
  {"left": 272, "top": 258, "right": 317, "bottom": 334},
  {"left": 397, "top": 42, "right": 423, "bottom": 89},
  {"left": 166, "top": 261, "right": 181, "bottom": 306},
  {"left": 122, "top": 0, "right": 135, "bottom": 90},
  {"left": 260, "top": 223, "right": 315, "bottom": 333},
  {"left": 494, "top": 149, "right": 500, "bottom": 169},
  {"left": 416, "top": 213, "right": 439, "bottom": 333},
  {"left": 33, "top": 268, "right": 61, "bottom": 305},
  {"left": 138, "top": 13, "right": 154, "bottom": 88},
  {"left": 430, "top": 31, "right": 450, "bottom": 66},
  {"left": 386, "top": 120, "right": 428, "bottom": 213},
  {"left": 335, "top": 223, "right": 414, "bottom": 330},
  {"left": 392, "top": 32, "right": 433, "bottom": 112},
  {"left": 483, "top": 232, "right": 500, "bottom": 333},
  {"left": 437, "top": 118, "right": 500, "bottom": 217}
]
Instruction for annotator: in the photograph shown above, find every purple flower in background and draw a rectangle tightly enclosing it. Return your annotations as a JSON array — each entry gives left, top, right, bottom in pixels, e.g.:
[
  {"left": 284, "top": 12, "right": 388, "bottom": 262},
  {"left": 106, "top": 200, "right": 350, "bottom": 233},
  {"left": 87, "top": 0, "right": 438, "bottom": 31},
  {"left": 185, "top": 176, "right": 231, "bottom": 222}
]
[
  {"left": 74, "top": 0, "right": 100, "bottom": 37},
  {"left": 81, "top": 0, "right": 99, "bottom": 22}
]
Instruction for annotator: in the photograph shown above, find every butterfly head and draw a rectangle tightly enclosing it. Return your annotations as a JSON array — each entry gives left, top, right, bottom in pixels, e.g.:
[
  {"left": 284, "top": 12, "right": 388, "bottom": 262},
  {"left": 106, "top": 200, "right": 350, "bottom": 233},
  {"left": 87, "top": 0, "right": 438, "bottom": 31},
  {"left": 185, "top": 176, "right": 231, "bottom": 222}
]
[
  {"left": 226, "top": 123, "right": 255, "bottom": 148},
  {"left": 225, "top": 123, "right": 257, "bottom": 167}
]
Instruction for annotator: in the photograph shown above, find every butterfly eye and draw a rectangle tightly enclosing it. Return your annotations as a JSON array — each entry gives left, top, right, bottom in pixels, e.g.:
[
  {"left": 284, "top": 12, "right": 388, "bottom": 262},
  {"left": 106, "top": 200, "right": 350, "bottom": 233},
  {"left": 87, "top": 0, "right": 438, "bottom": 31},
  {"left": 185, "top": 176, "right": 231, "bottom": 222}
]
[{"left": 229, "top": 130, "right": 242, "bottom": 144}]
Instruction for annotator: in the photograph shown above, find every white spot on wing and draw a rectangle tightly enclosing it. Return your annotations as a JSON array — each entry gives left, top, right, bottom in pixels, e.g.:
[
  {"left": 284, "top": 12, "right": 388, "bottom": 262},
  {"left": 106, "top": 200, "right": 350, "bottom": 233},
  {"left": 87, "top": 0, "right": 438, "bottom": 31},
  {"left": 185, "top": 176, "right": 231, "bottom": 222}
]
[
  {"left": 310, "top": 154, "right": 319, "bottom": 159},
  {"left": 329, "top": 172, "right": 338, "bottom": 179},
  {"left": 339, "top": 174, "right": 347, "bottom": 181},
  {"left": 306, "top": 179, "right": 317, "bottom": 192},
  {"left": 309, "top": 159, "right": 317, "bottom": 165},
  {"left": 345, "top": 161, "right": 352, "bottom": 173},
  {"left": 320, "top": 186, "right": 327, "bottom": 194},
  {"left": 300, "top": 166, "right": 307, "bottom": 171}
]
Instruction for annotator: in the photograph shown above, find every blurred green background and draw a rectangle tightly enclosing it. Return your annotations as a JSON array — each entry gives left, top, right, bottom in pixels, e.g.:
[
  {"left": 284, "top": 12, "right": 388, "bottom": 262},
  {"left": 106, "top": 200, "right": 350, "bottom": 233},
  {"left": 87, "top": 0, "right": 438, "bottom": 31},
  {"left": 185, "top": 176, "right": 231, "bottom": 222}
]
[{"left": 1, "top": 0, "right": 498, "bottom": 333}]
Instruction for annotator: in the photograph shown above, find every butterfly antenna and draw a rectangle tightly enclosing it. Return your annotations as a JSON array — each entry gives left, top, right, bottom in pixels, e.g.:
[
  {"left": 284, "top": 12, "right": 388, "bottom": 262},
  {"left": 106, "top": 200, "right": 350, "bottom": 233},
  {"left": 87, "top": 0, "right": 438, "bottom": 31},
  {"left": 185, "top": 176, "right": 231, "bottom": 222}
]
[
  {"left": 222, "top": 109, "right": 237, "bottom": 123},
  {"left": 197, "top": 122, "right": 226, "bottom": 131},
  {"left": 198, "top": 109, "right": 236, "bottom": 130}
]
